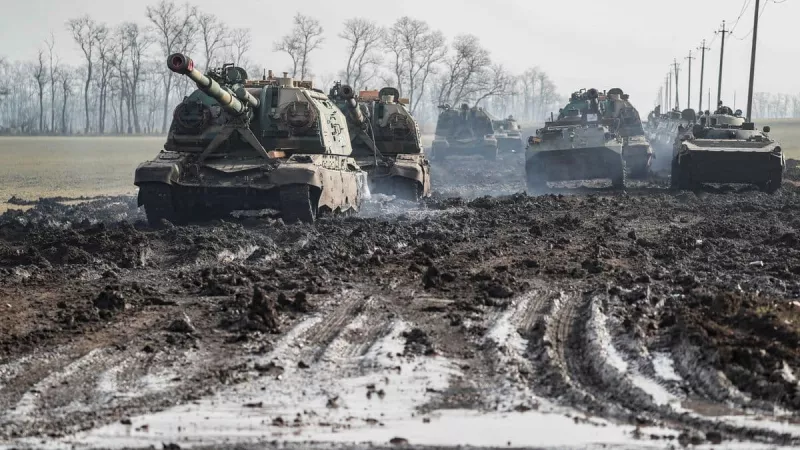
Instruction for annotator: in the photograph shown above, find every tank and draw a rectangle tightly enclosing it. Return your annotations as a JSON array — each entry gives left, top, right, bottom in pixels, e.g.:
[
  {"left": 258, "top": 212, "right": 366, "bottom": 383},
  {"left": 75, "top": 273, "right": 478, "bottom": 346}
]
[
  {"left": 492, "top": 115, "right": 524, "bottom": 152},
  {"left": 671, "top": 105, "right": 784, "bottom": 193},
  {"left": 602, "top": 88, "right": 653, "bottom": 178},
  {"left": 328, "top": 83, "right": 431, "bottom": 201},
  {"left": 134, "top": 54, "right": 368, "bottom": 225},
  {"left": 430, "top": 104, "right": 498, "bottom": 161},
  {"left": 525, "top": 88, "right": 625, "bottom": 191}
]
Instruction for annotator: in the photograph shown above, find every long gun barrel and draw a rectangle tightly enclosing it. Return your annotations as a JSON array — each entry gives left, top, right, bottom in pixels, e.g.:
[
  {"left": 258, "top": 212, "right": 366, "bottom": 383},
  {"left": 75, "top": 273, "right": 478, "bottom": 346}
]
[
  {"left": 167, "top": 53, "right": 259, "bottom": 115},
  {"left": 340, "top": 84, "right": 365, "bottom": 125}
]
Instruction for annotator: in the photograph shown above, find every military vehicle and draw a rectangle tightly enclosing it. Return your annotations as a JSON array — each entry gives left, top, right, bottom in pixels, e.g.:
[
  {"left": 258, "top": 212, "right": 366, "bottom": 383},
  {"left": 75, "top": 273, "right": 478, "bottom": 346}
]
[
  {"left": 602, "top": 88, "right": 653, "bottom": 178},
  {"left": 671, "top": 105, "right": 784, "bottom": 193},
  {"left": 134, "top": 54, "right": 367, "bottom": 226},
  {"left": 492, "top": 115, "right": 524, "bottom": 152},
  {"left": 525, "top": 88, "right": 624, "bottom": 190},
  {"left": 430, "top": 104, "right": 498, "bottom": 160},
  {"left": 328, "top": 83, "right": 430, "bottom": 201},
  {"left": 647, "top": 108, "right": 685, "bottom": 155}
]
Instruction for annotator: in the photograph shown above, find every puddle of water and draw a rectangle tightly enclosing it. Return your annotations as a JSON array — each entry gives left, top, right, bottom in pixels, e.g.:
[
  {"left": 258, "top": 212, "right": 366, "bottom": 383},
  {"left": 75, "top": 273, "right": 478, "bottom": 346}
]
[{"left": 652, "top": 352, "right": 683, "bottom": 382}]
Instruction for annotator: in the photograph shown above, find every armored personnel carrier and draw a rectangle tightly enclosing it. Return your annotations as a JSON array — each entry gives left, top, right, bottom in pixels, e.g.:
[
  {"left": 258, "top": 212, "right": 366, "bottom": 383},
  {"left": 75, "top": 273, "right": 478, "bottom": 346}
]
[
  {"left": 328, "top": 83, "right": 430, "bottom": 201},
  {"left": 602, "top": 88, "right": 653, "bottom": 178},
  {"left": 525, "top": 88, "right": 624, "bottom": 191},
  {"left": 134, "top": 54, "right": 367, "bottom": 225},
  {"left": 492, "top": 115, "right": 524, "bottom": 152},
  {"left": 671, "top": 106, "right": 784, "bottom": 193},
  {"left": 430, "top": 104, "right": 498, "bottom": 160}
]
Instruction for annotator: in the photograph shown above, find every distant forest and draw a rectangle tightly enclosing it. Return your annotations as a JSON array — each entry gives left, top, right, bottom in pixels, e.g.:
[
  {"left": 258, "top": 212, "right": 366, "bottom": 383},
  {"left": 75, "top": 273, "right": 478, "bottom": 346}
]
[{"left": 0, "top": 1, "right": 564, "bottom": 136}]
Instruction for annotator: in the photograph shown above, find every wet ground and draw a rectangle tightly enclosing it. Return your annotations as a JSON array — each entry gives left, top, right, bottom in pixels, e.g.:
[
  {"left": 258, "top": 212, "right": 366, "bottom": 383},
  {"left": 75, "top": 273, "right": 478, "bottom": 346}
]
[{"left": 3, "top": 152, "right": 800, "bottom": 449}]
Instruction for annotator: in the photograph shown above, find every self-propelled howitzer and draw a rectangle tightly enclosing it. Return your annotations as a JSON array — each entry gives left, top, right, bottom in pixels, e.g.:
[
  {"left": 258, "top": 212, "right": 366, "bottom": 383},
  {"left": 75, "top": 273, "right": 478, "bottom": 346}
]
[
  {"left": 134, "top": 54, "right": 368, "bottom": 225},
  {"left": 329, "top": 83, "right": 430, "bottom": 200}
]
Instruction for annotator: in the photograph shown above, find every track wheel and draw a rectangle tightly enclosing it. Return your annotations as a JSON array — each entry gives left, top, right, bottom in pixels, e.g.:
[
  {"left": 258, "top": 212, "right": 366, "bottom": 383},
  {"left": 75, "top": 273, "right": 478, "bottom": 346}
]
[
  {"left": 395, "top": 180, "right": 421, "bottom": 202},
  {"left": 139, "top": 183, "right": 180, "bottom": 228},
  {"left": 761, "top": 168, "right": 783, "bottom": 194},
  {"left": 674, "top": 156, "right": 693, "bottom": 190},
  {"left": 280, "top": 184, "right": 317, "bottom": 224},
  {"left": 611, "top": 157, "right": 626, "bottom": 189},
  {"left": 628, "top": 156, "right": 652, "bottom": 179},
  {"left": 670, "top": 157, "right": 681, "bottom": 189},
  {"left": 526, "top": 162, "right": 548, "bottom": 194}
]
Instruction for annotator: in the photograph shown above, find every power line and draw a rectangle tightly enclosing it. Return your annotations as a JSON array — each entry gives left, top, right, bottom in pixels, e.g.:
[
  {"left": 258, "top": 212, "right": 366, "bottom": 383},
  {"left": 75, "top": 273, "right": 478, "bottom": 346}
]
[
  {"left": 729, "top": 0, "right": 753, "bottom": 34},
  {"left": 734, "top": 0, "right": 769, "bottom": 40}
]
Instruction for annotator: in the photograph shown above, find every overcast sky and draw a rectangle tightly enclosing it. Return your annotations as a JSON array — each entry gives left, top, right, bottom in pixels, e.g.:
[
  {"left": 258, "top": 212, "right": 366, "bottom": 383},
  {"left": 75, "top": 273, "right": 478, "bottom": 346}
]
[{"left": 2, "top": 0, "right": 797, "bottom": 113}]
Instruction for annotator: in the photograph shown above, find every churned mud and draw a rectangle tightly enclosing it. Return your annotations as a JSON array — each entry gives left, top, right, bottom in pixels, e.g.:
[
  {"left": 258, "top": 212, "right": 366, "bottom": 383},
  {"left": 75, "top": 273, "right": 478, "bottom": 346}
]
[{"left": 3, "top": 152, "right": 800, "bottom": 449}]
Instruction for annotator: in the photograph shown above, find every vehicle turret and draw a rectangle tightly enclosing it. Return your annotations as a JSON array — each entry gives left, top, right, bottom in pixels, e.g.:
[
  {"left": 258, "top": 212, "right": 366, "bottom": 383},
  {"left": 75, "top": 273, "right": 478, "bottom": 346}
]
[{"left": 167, "top": 53, "right": 258, "bottom": 116}]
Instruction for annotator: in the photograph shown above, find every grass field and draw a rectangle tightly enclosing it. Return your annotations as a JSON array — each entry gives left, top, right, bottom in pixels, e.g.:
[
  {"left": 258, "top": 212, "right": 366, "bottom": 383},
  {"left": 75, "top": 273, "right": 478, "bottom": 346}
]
[
  {"left": 0, "top": 136, "right": 161, "bottom": 213},
  {"left": 1, "top": 120, "right": 799, "bottom": 213},
  {"left": 762, "top": 118, "right": 800, "bottom": 157}
]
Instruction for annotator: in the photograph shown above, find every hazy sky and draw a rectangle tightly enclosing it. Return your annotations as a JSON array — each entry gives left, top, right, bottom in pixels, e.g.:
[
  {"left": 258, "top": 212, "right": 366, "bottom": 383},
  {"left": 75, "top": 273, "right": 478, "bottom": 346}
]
[{"left": 2, "top": 0, "right": 797, "bottom": 113}]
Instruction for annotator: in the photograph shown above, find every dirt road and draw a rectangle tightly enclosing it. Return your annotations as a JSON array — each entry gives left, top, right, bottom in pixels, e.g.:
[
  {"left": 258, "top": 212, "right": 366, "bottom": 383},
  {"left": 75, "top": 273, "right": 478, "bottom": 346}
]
[{"left": 2, "top": 152, "right": 800, "bottom": 449}]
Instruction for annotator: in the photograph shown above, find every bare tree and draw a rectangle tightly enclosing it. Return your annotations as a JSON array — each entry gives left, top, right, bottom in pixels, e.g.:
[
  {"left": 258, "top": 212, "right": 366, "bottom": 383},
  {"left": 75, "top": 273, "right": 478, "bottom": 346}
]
[
  {"left": 274, "top": 13, "right": 324, "bottom": 80},
  {"left": 339, "top": 18, "right": 383, "bottom": 90},
  {"left": 0, "top": 57, "right": 8, "bottom": 102},
  {"left": 229, "top": 28, "right": 251, "bottom": 66},
  {"left": 94, "top": 25, "right": 114, "bottom": 134},
  {"left": 274, "top": 34, "right": 301, "bottom": 78},
  {"left": 196, "top": 12, "right": 227, "bottom": 68},
  {"left": 147, "top": 0, "right": 197, "bottom": 133},
  {"left": 296, "top": 14, "right": 324, "bottom": 80},
  {"left": 59, "top": 67, "right": 74, "bottom": 134},
  {"left": 67, "top": 15, "right": 103, "bottom": 134},
  {"left": 46, "top": 33, "right": 59, "bottom": 132},
  {"left": 33, "top": 50, "right": 47, "bottom": 132},
  {"left": 109, "top": 25, "right": 133, "bottom": 134},
  {"left": 120, "top": 23, "right": 151, "bottom": 133},
  {"left": 473, "top": 65, "right": 513, "bottom": 106},
  {"left": 386, "top": 17, "right": 446, "bottom": 113},
  {"left": 382, "top": 30, "right": 406, "bottom": 93},
  {"left": 435, "top": 34, "right": 491, "bottom": 107},
  {"left": 520, "top": 67, "right": 540, "bottom": 122}
]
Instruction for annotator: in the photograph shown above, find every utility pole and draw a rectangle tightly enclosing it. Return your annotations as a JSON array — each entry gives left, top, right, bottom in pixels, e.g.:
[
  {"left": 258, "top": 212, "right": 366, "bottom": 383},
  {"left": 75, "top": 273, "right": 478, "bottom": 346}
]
[
  {"left": 667, "top": 72, "right": 671, "bottom": 111},
  {"left": 708, "top": 88, "right": 711, "bottom": 113},
  {"left": 697, "top": 40, "right": 711, "bottom": 112},
  {"left": 673, "top": 60, "right": 681, "bottom": 110},
  {"left": 685, "top": 51, "right": 695, "bottom": 110},
  {"left": 715, "top": 20, "right": 731, "bottom": 108},
  {"left": 746, "top": 0, "right": 761, "bottom": 121}
]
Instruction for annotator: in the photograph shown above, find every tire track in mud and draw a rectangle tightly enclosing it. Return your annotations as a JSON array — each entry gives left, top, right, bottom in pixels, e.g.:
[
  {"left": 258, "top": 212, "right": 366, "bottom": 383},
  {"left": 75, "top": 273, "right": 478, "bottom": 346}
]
[
  {"left": 0, "top": 341, "right": 215, "bottom": 439},
  {"left": 480, "top": 288, "right": 556, "bottom": 411},
  {"left": 538, "top": 291, "right": 800, "bottom": 445},
  {"left": 54, "top": 289, "right": 460, "bottom": 448}
]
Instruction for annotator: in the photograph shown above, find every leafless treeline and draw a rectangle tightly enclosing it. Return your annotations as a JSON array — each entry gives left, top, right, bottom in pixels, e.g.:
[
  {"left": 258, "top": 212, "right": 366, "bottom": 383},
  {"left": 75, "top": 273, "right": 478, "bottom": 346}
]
[
  {"left": 751, "top": 93, "right": 800, "bottom": 120},
  {"left": 0, "top": 1, "right": 563, "bottom": 135}
]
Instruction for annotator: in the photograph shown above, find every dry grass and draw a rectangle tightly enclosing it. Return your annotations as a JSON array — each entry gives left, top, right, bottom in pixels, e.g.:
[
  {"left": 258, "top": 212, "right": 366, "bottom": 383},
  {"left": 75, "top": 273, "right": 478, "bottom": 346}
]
[
  {"left": 762, "top": 119, "right": 800, "bottom": 159},
  {"left": 0, "top": 136, "right": 162, "bottom": 213}
]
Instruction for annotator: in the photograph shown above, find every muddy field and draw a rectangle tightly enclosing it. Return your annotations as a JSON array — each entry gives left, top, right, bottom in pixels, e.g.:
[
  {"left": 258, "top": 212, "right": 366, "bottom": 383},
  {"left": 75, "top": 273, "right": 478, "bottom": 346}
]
[{"left": 3, "top": 152, "right": 800, "bottom": 449}]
